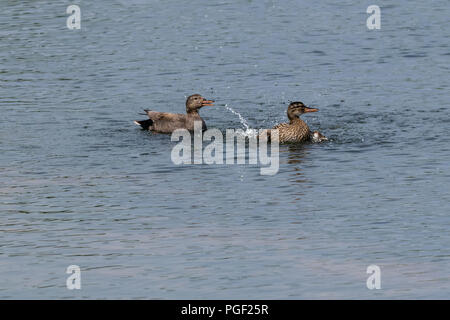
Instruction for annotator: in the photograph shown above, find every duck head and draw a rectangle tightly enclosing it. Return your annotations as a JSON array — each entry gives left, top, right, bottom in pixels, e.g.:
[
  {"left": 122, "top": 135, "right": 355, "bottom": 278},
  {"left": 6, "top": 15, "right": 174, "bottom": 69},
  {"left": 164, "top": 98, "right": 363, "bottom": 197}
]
[
  {"left": 287, "top": 101, "right": 318, "bottom": 120},
  {"left": 186, "top": 94, "right": 214, "bottom": 113}
]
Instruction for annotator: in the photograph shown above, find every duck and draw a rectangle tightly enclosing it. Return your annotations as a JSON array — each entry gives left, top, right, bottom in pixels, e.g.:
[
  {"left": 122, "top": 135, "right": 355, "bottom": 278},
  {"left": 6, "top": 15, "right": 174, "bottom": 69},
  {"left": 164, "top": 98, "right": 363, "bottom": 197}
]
[
  {"left": 261, "top": 101, "right": 320, "bottom": 143},
  {"left": 134, "top": 94, "right": 214, "bottom": 133}
]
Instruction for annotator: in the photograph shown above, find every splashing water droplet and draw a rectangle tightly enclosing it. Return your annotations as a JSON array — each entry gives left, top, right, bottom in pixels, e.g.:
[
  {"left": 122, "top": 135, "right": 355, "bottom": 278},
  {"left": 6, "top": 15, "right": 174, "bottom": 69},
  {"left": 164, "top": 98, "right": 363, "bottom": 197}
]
[
  {"left": 224, "top": 104, "right": 249, "bottom": 130},
  {"left": 224, "top": 104, "right": 259, "bottom": 137}
]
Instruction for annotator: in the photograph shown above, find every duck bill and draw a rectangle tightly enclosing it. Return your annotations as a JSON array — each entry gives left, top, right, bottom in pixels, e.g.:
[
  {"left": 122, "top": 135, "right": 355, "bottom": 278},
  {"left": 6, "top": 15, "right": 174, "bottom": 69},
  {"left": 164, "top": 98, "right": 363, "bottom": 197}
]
[
  {"left": 304, "top": 107, "right": 319, "bottom": 113},
  {"left": 202, "top": 99, "right": 215, "bottom": 107}
]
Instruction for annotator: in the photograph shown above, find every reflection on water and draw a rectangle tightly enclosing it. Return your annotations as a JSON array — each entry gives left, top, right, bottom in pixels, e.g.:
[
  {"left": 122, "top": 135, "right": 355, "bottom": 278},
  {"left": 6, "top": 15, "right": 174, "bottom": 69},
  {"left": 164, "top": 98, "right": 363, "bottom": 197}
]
[
  {"left": 284, "top": 145, "right": 310, "bottom": 193},
  {"left": 285, "top": 144, "right": 309, "bottom": 165}
]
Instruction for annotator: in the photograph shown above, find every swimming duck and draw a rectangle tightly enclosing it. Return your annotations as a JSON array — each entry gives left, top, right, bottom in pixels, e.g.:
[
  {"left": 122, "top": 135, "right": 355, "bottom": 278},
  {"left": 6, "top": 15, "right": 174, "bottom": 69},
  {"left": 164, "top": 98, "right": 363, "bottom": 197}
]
[
  {"left": 311, "top": 131, "right": 328, "bottom": 143},
  {"left": 134, "top": 94, "right": 214, "bottom": 133},
  {"left": 261, "top": 102, "right": 319, "bottom": 143}
]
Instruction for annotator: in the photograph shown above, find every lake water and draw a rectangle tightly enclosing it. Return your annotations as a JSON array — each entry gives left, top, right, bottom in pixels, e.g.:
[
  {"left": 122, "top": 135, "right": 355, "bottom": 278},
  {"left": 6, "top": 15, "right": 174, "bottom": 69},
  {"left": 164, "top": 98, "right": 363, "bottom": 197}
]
[{"left": 0, "top": 0, "right": 449, "bottom": 299}]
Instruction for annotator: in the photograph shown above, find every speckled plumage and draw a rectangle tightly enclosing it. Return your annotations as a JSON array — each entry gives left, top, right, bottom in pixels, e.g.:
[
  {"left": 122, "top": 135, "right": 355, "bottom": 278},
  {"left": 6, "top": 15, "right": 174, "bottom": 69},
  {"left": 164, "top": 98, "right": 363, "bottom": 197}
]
[
  {"left": 262, "top": 101, "right": 319, "bottom": 144},
  {"left": 273, "top": 118, "right": 311, "bottom": 143}
]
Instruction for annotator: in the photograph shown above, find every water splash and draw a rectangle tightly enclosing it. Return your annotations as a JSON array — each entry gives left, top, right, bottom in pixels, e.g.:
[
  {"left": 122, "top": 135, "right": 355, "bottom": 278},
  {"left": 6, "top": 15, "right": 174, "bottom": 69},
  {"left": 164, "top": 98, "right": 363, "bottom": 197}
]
[
  {"left": 224, "top": 104, "right": 249, "bottom": 130},
  {"left": 224, "top": 104, "right": 258, "bottom": 137}
]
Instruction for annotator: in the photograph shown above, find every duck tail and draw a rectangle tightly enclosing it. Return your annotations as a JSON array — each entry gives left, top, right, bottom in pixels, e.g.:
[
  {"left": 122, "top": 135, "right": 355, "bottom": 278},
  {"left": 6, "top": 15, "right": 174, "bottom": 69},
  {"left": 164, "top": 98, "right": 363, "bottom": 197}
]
[{"left": 134, "top": 119, "right": 153, "bottom": 130}]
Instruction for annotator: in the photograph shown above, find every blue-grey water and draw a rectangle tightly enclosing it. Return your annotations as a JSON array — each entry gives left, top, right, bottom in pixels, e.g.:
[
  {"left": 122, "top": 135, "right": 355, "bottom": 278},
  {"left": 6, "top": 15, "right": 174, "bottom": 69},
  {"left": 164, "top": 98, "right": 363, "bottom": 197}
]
[{"left": 1, "top": 0, "right": 449, "bottom": 299}]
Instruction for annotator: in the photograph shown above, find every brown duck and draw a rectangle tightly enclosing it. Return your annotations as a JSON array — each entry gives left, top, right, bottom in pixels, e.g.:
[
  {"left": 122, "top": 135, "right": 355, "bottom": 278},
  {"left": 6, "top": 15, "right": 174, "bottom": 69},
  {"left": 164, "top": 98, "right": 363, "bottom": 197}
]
[
  {"left": 134, "top": 94, "right": 214, "bottom": 133},
  {"left": 261, "top": 101, "right": 319, "bottom": 143}
]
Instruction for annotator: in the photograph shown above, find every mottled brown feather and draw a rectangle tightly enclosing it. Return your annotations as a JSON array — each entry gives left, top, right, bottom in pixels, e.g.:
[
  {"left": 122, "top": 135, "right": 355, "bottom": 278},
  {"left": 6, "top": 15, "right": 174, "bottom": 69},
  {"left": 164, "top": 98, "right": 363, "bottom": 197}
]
[{"left": 264, "top": 118, "right": 311, "bottom": 143}]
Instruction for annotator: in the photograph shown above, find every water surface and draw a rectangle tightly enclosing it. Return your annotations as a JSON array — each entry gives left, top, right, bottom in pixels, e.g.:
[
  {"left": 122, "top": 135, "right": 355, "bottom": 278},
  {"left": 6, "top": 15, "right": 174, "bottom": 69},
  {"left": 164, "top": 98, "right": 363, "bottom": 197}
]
[{"left": 0, "top": 0, "right": 449, "bottom": 299}]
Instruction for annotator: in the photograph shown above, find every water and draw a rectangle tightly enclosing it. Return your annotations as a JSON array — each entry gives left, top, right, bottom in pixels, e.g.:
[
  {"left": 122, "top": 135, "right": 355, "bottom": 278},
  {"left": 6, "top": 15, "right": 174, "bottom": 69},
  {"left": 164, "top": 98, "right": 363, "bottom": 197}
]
[
  {"left": 224, "top": 104, "right": 259, "bottom": 137},
  {"left": 224, "top": 104, "right": 250, "bottom": 128},
  {"left": 1, "top": 0, "right": 449, "bottom": 299}
]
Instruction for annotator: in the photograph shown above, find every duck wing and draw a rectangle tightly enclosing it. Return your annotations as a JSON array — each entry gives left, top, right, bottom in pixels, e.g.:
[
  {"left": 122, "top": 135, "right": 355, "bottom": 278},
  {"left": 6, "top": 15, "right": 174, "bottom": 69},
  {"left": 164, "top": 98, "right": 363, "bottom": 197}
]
[
  {"left": 272, "top": 122, "right": 289, "bottom": 130},
  {"left": 144, "top": 110, "right": 187, "bottom": 133},
  {"left": 273, "top": 121, "right": 310, "bottom": 142}
]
